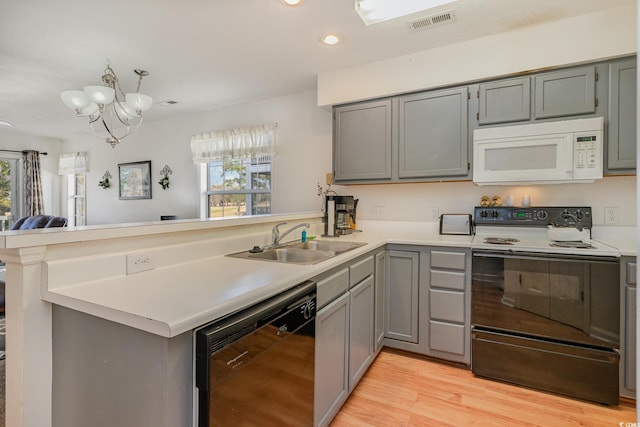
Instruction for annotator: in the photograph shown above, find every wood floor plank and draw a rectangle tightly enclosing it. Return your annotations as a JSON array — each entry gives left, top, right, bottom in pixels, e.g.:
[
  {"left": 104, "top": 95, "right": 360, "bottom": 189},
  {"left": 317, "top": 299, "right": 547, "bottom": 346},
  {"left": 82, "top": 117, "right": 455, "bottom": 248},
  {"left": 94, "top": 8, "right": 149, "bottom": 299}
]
[{"left": 330, "top": 349, "right": 636, "bottom": 427}]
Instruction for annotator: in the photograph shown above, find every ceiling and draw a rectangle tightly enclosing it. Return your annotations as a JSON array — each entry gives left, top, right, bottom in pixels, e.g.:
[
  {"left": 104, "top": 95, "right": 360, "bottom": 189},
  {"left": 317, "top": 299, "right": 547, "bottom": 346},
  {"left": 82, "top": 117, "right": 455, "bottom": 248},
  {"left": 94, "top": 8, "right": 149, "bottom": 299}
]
[{"left": 0, "top": 0, "right": 634, "bottom": 141}]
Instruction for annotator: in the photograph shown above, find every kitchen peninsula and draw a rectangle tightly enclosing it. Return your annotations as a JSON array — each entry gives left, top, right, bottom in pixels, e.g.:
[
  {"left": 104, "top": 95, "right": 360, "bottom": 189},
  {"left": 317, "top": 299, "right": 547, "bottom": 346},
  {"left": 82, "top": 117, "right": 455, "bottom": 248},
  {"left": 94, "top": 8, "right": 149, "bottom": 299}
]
[{"left": 0, "top": 214, "right": 634, "bottom": 427}]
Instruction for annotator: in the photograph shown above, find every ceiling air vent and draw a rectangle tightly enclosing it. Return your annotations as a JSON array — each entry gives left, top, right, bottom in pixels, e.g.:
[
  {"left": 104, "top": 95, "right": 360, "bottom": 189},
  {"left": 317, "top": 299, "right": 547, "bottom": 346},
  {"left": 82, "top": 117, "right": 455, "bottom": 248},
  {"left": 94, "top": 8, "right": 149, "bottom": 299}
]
[{"left": 407, "top": 9, "right": 456, "bottom": 32}]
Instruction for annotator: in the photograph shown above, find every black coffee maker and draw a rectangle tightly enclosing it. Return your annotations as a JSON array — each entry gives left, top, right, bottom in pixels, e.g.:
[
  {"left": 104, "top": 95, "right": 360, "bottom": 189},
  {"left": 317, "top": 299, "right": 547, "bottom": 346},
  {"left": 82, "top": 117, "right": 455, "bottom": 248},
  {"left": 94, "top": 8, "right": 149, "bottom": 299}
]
[{"left": 325, "top": 195, "right": 357, "bottom": 236}]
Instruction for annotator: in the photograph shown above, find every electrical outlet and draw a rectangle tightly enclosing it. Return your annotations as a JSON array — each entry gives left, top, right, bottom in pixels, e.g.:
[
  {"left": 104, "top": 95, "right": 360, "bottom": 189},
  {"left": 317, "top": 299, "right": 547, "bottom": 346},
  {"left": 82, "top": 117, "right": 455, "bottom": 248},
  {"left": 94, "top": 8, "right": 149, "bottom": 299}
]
[
  {"left": 372, "top": 205, "right": 384, "bottom": 219},
  {"left": 431, "top": 207, "right": 439, "bottom": 221},
  {"left": 605, "top": 207, "right": 619, "bottom": 225},
  {"left": 325, "top": 172, "right": 333, "bottom": 185},
  {"left": 126, "top": 253, "right": 155, "bottom": 274}
]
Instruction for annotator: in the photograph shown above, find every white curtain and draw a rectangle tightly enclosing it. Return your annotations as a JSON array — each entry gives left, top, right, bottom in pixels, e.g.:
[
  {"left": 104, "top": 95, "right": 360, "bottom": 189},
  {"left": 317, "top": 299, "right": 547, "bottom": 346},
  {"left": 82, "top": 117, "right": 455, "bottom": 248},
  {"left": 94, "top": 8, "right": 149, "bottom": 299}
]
[
  {"left": 58, "top": 152, "right": 89, "bottom": 175},
  {"left": 190, "top": 123, "right": 277, "bottom": 163}
]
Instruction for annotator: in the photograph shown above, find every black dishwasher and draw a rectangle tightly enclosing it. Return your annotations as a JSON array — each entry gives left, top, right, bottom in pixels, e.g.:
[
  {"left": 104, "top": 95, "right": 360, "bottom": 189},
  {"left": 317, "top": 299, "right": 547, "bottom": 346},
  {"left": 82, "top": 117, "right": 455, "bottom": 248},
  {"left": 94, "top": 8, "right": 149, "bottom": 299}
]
[{"left": 195, "top": 281, "right": 316, "bottom": 427}]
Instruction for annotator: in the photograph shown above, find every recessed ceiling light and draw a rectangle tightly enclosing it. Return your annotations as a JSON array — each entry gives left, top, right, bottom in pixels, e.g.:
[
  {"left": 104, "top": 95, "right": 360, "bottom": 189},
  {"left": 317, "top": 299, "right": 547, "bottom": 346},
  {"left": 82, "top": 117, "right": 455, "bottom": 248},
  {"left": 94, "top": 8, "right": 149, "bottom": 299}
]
[
  {"left": 159, "top": 100, "right": 179, "bottom": 106},
  {"left": 356, "top": 0, "right": 457, "bottom": 25},
  {"left": 322, "top": 34, "right": 340, "bottom": 46},
  {"left": 283, "top": 0, "right": 301, "bottom": 6}
]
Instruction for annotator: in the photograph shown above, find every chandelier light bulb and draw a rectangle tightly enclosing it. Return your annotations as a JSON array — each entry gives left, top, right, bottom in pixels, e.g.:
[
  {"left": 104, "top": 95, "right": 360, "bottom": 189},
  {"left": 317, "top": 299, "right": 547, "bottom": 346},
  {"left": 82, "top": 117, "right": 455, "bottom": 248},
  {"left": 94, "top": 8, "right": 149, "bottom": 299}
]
[
  {"left": 126, "top": 93, "right": 153, "bottom": 113},
  {"left": 83, "top": 86, "right": 115, "bottom": 106},
  {"left": 61, "top": 90, "right": 90, "bottom": 111}
]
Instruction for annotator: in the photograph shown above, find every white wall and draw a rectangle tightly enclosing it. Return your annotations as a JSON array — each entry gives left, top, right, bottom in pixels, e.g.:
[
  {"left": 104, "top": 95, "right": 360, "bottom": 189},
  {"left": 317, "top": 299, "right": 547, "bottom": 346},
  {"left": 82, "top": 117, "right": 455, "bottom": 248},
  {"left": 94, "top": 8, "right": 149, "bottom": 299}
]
[
  {"left": 318, "top": 4, "right": 637, "bottom": 106},
  {"left": 339, "top": 176, "right": 637, "bottom": 226},
  {"left": 0, "top": 131, "right": 63, "bottom": 218},
  {"left": 61, "top": 90, "right": 332, "bottom": 224}
]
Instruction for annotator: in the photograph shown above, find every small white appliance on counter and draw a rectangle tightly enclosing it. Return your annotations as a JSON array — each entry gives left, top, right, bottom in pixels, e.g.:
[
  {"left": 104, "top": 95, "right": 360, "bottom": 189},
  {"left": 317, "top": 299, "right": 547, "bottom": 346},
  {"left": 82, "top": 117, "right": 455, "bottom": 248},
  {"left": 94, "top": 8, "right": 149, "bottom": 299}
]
[{"left": 473, "top": 117, "right": 603, "bottom": 185}]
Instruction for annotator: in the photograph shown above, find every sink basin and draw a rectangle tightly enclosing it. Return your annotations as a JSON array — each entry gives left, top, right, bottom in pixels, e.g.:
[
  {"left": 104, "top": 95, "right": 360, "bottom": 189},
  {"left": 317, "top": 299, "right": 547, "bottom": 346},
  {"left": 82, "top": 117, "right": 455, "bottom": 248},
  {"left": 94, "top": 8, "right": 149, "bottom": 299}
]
[
  {"left": 292, "top": 240, "right": 367, "bottom": 253},
  {"left": 227, "top": 247, "right": 335, "bottom": 264},
  {"left": 227, "top": 240, "right": 367, "bottom": 264}
]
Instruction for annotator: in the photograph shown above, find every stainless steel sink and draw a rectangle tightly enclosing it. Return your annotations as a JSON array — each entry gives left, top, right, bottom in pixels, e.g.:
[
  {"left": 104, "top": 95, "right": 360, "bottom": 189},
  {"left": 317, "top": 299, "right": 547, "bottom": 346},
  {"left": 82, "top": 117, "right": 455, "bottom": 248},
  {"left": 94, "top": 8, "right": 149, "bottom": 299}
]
[
  {"left": 291, "top": 240, "right": 367, "bottom": 253},
  {"left": 226, "top": 240, "right": 367, "bottom": 264}
]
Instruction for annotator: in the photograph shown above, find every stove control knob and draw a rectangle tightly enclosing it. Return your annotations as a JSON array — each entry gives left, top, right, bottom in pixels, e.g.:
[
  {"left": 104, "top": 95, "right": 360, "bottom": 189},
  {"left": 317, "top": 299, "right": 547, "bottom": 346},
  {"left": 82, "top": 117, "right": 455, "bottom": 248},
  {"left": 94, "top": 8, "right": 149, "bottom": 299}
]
[
  {"left": 536, "top": 210, "right": 548, "bottom": 220},
  {"left": 575, "top": 210, "right": 585, "bottom": 220},
  {"left": 480, "top": 210, "right": 488, "bottom": 218},
  {"left": 491, "top": 210, "right": 499, "bottom": 218}
]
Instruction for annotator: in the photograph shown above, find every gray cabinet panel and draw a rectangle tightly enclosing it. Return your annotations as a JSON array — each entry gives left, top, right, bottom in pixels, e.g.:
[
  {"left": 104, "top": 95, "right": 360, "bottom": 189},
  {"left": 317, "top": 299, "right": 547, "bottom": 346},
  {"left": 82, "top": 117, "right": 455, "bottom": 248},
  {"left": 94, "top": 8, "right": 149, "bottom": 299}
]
[
  {"left": 315, "top": 292, "right": 350, "bottom": 427},
  {"left": 430, "top": 270, "right": 465, "bottom": 291},
  {"left": 431, "top": 250, "right": 466, "bottom": 270},
  {"left": 374, "top": 251, "right": 386, "bottom": 352},
  {"left": 334, "top": 100, "right": 392, "bottom": 181},
  {"left": 607, "top": 59, "right": 637, "bottom": 171},
  {"left": 624, "top": 285, "right": 636, "bottom": 392},
  {"left": 429, "top": 321, "right": 465, "bottom": 355},
  {"left": 478, "top": 77, "right": 531, "bottom": 125},
  {"left": 429, "top": 289, "right": 464, "bottom": 323},
  {"left": 398, "top": 87, "right": 469, "bottom": 178},
  {"left": 350, "top": 255, "right": 374, "bottom": 288},
  {"left": 316, "top": 268, "right": 349, "bottom": 308},
  {"left": 349, "top": 276, "right": 375, "bottom": 391},
  {"left": 621, "top": 257, "right": 636, "bottom": 398},
  {"left": 534, "top": 66, "right": 596, "bottom": 119},
  {"left": 385, "top": 250, "right": 419, "bottom": 343}
]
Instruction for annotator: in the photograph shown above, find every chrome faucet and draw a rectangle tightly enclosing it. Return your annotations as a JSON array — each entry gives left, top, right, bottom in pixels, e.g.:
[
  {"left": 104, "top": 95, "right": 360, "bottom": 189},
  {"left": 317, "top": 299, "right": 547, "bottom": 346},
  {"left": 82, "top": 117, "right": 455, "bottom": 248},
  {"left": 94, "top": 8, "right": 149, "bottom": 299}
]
[{"left": 272, "top": 222, "right": 310, "bottom": 246}]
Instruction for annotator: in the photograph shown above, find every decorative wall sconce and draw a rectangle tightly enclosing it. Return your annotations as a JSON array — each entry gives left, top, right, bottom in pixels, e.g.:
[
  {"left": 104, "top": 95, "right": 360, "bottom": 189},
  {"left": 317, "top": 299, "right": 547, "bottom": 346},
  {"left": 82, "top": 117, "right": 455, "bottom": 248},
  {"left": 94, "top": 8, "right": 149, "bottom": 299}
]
[
  {"left": 99, "top": 170, "right": 112, "bottom": 189},
  {"left": 159, "top": 164, "right": 172, "bottom": 190}
]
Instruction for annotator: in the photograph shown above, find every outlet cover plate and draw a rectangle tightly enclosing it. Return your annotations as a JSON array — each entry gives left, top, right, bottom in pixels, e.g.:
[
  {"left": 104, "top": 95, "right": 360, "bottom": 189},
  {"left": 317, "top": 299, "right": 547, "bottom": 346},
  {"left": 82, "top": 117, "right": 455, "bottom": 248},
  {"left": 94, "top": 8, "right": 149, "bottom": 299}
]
[{"left": 126, "top": 253, "right": 155, "bottom": 274}]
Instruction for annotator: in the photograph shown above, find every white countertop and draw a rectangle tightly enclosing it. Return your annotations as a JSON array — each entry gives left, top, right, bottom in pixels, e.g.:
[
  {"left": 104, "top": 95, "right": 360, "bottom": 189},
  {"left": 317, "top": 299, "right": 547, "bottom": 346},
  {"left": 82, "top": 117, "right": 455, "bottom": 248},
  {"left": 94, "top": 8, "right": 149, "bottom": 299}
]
[
  {"left": 42, "top": 221, "right": 472, "bottom": 338},
  {"left": 38, "top": 219, "right": 637, "bottom": 339}
]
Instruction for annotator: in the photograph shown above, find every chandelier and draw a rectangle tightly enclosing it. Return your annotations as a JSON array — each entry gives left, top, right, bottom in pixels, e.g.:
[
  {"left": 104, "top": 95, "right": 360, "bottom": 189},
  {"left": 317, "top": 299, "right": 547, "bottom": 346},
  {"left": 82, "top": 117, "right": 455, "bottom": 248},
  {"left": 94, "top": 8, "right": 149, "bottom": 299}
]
[{"left": 61, "top": 65, "right": 152, "bottom": 148}]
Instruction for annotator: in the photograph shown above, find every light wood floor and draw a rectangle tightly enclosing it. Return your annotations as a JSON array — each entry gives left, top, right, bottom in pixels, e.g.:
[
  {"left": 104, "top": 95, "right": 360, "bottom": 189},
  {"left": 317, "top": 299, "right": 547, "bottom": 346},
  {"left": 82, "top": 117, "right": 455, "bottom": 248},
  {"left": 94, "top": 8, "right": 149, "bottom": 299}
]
[{"left": 330, "top": 349, "right": 636, "bottom": 427}]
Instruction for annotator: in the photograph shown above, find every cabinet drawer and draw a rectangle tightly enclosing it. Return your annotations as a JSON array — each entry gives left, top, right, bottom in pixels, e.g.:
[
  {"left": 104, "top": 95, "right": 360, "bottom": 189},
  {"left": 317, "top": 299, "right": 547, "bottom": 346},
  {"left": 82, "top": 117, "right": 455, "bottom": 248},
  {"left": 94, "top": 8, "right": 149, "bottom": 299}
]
[
  {"left": 350, "top": 256, "right": 374, "bottom": 288},
  {"left": 431, "top": 251, "right": 466, "bottom": 270},
  {"left": 430, "top": 270, "right": 466, "bottom": 290},
  {"left": 430, "top": 289, "right": 464, "bottom": 323},
  {"left": 627, "top": 262, "right": 637, "bottom": 285},
  {"left": 317, "top": 268, "right": 349, "bottom": 308},
  {"left": 429, "top": 321, "right": 465, "bottom": 355}
]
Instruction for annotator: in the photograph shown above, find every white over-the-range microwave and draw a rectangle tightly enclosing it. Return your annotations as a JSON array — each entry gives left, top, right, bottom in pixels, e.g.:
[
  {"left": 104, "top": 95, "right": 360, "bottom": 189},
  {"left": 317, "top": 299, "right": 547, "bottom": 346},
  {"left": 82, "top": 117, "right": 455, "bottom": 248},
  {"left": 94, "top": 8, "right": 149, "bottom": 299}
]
[{"left": 472, "top": 117, "right": 604, "bottom": 185}]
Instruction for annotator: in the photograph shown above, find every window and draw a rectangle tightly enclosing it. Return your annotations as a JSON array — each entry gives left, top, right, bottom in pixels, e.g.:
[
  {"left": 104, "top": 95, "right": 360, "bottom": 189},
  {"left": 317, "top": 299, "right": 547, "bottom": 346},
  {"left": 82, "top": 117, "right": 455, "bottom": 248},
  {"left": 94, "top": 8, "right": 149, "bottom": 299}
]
[
  {"left": 191, "top": 123, "right": 277, "bottom": 219},
  {"left": 67, "top": 173, "right": 86, "bottom": 226},
  {"left": 58, "top": 152, "right": 88, "bottom": 226},
  {"left": 0, "top": 156, "right": 19, "bottom": 230},
  {"left": 206, "top": 155, "right": 271, "bottom": 218}
]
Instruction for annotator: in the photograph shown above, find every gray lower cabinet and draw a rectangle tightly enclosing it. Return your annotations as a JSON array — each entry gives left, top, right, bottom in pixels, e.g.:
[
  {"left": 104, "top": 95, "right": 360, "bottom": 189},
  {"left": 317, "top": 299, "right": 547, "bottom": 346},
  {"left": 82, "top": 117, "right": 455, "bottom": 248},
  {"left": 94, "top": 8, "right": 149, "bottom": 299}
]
[
  {"left": 333, "top": 99, "right": 392, "bottom": 182},
  {"left": 374, "top": 250, "right": 386, "bottom": 352},
  {"left": 398, "top": 87, "right": 469, "bottom": 179},
  {"left": 607, "top": 58, "right": 637, "bottom": 173},
  {"left": 620, "top": 257, "right": 636, "bottom": 399},
  {"left": 384, "top": 249, "right": 420, "bottom": 351},
  {"left": 315, "top": 290, "right": 350, "bottom": 427},
  {"left": 314, "top": 255, "right": 375, "bottom": 427},
  {"left": 424, "top": 248, "right": 471, "bottom": 365},
  {"left": 534, "top": 65, "right": 597, "bottom": 119}
]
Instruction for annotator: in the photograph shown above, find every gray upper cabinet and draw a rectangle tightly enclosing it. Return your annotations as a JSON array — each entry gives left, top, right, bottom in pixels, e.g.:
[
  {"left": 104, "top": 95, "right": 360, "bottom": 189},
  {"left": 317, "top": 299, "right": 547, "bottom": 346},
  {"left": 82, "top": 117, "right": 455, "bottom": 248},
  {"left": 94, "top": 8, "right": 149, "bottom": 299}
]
[
  {"left": 534, "top": 66, "right": 597, "bottom": 119},
  {"left": 398, "top": 87, "right": 469, "bottom": 178},
  {"left": 607, "top": 58, "right": 637, "bottom": 172},
  {"left": 333, "top": 99, "right": 392, "bottom": 182},
  {"left": 478, "top": 77, "right": 531, "bottom": 125}
]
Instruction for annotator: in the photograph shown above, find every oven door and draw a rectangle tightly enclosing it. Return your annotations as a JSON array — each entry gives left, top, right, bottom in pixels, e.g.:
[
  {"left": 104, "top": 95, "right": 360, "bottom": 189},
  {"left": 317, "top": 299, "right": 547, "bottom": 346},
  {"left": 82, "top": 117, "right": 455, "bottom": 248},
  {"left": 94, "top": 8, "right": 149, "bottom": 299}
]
[{"left": 471, "top": 250, "right": 620, "bottom": 405}]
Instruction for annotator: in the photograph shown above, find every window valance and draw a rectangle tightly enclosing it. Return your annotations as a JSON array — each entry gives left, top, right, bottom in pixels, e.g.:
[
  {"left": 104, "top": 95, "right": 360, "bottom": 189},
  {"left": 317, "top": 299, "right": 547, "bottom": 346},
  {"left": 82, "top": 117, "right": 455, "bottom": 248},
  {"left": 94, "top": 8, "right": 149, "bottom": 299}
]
[
  {"left": 190, "top": 123, "right": 277, "bottom": 163},
  {"left": 58, "top": 152, "right": 89, "bottom": 175}
]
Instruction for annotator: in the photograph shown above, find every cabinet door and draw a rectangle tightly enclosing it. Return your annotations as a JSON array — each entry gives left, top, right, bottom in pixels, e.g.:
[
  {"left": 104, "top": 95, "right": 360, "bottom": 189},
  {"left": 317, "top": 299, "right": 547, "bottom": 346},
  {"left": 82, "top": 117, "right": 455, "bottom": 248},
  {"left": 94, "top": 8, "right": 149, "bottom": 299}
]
[
  {"left": 315, "top": 292, "right": 349, "bottom": 427},
  {"left": 374, "top": 250, "right": 386, "bottom": 352},
  {"left": 534, "top": 66, "right": 596, "bottom": 119},
  {"left": 385, "top": 250, "right": 419, "bottom": 343},
  {"left": 607, "top": 59, "right": 637, "bottom": 171},
  {"left": 478, "top": 77, "right": 531, "bottom": 125},
  {"left": 398, "top": 87, "right": 469, "bottom": 178},
  {"left": 349, "top": 276, "right": 375, "bottom": 391},
  {"left": 333, "top": 100, "right": 392, "bottom": 182}
]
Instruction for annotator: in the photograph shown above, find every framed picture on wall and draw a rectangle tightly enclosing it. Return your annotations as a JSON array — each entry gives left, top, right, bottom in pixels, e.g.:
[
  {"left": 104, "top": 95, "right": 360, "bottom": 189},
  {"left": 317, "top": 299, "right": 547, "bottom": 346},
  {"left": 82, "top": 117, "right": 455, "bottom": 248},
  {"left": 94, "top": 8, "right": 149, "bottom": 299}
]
[{"left": 118, "top": 161, "right": 152, "bottom": 200}]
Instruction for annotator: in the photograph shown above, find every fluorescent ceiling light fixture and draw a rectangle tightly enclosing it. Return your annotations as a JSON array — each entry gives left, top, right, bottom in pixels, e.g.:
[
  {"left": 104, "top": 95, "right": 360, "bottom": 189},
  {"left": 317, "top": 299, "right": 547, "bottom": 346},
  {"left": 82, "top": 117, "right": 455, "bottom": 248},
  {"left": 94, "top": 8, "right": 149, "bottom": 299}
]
[{"left": 356, "top": 0, "right": 456, "bottom": 25}]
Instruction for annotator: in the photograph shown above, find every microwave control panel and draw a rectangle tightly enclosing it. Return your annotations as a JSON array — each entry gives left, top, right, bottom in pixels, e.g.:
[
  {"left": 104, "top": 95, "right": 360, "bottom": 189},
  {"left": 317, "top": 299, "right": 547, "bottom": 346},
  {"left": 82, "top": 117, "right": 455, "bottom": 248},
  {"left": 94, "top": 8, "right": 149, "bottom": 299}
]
[
  {"left": 474, "top": 206, "right": 592, "bottom": 228},
  {"left": 573, "top": 131, "right": 602, "bottom": 178}
]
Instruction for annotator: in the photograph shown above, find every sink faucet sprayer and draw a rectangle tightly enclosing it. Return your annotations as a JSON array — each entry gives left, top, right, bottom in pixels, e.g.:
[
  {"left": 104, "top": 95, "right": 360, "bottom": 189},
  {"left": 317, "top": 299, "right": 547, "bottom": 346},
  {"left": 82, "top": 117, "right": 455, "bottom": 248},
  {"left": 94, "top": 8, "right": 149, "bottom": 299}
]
[{"left": 272, "top": 222, "right": 310, "bottom": 246}]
